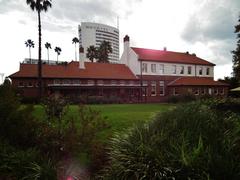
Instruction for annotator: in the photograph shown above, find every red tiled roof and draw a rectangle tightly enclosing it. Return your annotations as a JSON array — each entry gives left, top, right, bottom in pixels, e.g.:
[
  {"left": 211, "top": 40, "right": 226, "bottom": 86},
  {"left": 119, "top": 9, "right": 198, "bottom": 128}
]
[
  {"left": 131, "top": 47, "right": 215, "bottom": 66},
  {"left": 10, "top": 61, "right": 138, "bottom": 80},
  {"left": 168, "top": 77, "right": 229, "bottom": 86}
]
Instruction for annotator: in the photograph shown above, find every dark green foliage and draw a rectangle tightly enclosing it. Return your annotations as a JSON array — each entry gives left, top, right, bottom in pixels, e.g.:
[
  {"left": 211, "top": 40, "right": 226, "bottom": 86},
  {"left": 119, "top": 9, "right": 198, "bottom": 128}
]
[
  {"left": 0, "top": 140, "right": 56, "bottom": 180},
  {"left": 0, "top": 82, "right": 57, "bottom": 179},
  {"left": 86, "top": 41, "right": 112, "bottom": 63},
  {"left": 97, "top": 41, "right": 112, "bottom": 63},
  {"left": 86, "top": 45, "right": 97, "bottom": 62},
  {"left": 0, "top": 82, "right": 40, "bottom": 148},
  {"left": 168, "top": 93, "right": 197, "bottom": 103},
  {"left": 219, "top": 76, "right": 239, "bottom": 89},
  {"left": 102, "top": 100, "right": 240, "bottom": 179},
  {"left": 41, "top": 97, "right": 109, "bottom": 159}
]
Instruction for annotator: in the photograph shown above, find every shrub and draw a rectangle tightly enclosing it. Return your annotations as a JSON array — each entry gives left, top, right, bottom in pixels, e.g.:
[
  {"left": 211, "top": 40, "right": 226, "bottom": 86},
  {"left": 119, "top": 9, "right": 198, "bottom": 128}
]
[
  {"left": 168, "top": 93, "right": 196, "bottom": 103},
  {"left": 102, "top": 100, "right": 240, "bottom": 179},
  {"left": 0, "top": 140, "right": 56, "bottom": 180}
]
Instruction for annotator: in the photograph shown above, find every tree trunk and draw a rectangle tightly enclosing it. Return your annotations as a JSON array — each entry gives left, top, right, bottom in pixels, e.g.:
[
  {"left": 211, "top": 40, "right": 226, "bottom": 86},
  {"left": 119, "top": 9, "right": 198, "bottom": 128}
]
[
  {"left": 38, "top": 11, "right": 43, "bottom": 99},
  {"left": 29, "top": 47, "right": 31, "bottom": 63},
  {"left": 75, "top": 43, "right": 77, "bottom": 61},
  {"left": 47, "top": 49, "right": 49, "bottom": 64}
]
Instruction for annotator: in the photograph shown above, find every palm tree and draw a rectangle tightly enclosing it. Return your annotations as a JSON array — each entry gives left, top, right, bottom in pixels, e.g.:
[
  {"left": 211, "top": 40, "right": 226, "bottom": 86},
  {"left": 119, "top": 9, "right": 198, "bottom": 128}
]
[
  {"left": 54, "top": 47, "right": 61, "bottom": 62},
  {"left": 45, "top": 42, "right": 51, "bottom": 64},
  {"left": 72, "top": 37, "right": 79, "bottom": 61},
  {"left": 25, "top": 39, "right": 35, "bottom": 63},
  {"left": 26, "top": 0, "right": 52, "bottom": 98},
  {"left": 86, "top": 45, "right": 97, "bottom": 62},
  {"left": 97, "top": 41, "right": 112, "bottom": 63}
]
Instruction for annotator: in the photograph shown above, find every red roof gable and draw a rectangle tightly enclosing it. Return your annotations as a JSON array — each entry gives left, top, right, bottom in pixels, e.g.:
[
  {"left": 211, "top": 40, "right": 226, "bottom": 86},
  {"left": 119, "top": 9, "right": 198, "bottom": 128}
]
[
  {"left": 132, "top": 47, "right": 215, "bottom": 66},
  {"left": 168, "top": 77, "right": 228, "bottom": 86},
  {"left": 10, "top": 61, "right": 138, "bottom": 80}
]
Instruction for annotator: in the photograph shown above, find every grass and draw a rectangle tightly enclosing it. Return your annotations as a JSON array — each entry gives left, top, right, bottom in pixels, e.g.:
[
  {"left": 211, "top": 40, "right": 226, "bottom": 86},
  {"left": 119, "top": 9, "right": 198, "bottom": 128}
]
[
  {"left": 32, "top": 103, "right": 174, "bottom": 166},
  {"left": 33, "top": 103, "right": 174, "bottom": 140}
]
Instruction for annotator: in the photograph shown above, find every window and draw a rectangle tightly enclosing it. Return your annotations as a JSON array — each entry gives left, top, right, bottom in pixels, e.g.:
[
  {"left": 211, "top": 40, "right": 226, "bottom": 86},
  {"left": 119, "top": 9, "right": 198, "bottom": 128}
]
[
  {"left": 151, "top": 64, "right": 156, "bottom": 73},
  {"left": 187, "top": 88, "right": 192, "bottom": 93},
  {"left": 142, "top": 87, "right": 148, "bottom": 96},
  {"left": 63, "top": 79, "right": 71, "bottom": 84},
  {"left": 172, "top": 65, "right": 176, "bottom": 74},
  {"left": 206, "top": 67, "right": 210, "bottom": 75},
  {"left": 188, "top": 66, "right": 192, "bottom": 75},
  {"left": 27, "top": 82, "right": 33, "bottom": 87},
  {"left": 180, "top": 66, "right": 184, "bottom": 74},
  {"left": 97, "top": 80, "right": 104, "bottom": 85},
  {"left": 72, "top": 79, "right": 80, "bottom": 84},
  {"left": 142, "top": 81, "right": 148, "bottom": 86},
  {"left": 214, "top": 88, "right": 218, "bottom": 95},
  {"left": 111, "top": 80, "right": 117, "bottom": 85},
  {"left": 54, "top": 79, "right": 61, "bottom": 84},
  {"left": 142, "top": 63, "right": 148, "bottom": 73},
  {"left": 201, "top": 88, "right": 206, "bottom": 95},
  {"left": 173, "top": 88, "right": 179, "bottom": 95},
  {"left": 18, "top": 82, "right": 24, "bottom": 87},
  {"left": 208, "top": 88, "right": 212, "bottom": 95},
  {"left": 199, "top": 67, "right": 203, "bottom": 75},
  {"left": 159, "top": 81, "right": 165, "bottom": 96},
  {"left": 219, "top": 88, "right": 224, "bottom": 95},
  {"left": 129, "top": 80, "right": 134, "bottom": 85},
  {"left": 151, "top": 81, "right": 157, "bottom": 96},
  {"left": 119, "top": 80, "right": 125, "bottom": 85},
  {"left": 194, "top": 88, "right": 199, "bottom": 95},
  {"left": 159, "top": 64, "right": 164, "bottom": 74},
  {"left": 88, "top": 80, "right": 94, "bottom": 85}
]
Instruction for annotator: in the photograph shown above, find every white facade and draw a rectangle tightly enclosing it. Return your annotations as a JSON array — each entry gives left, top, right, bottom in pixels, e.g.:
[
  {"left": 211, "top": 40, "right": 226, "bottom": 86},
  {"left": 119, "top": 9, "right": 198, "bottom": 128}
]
[
  {"left": 78, "top": 22, "right": 119, "bottom": 63},
  {"left": 120, "top": 38, "right": 214, "bottom": 78}
]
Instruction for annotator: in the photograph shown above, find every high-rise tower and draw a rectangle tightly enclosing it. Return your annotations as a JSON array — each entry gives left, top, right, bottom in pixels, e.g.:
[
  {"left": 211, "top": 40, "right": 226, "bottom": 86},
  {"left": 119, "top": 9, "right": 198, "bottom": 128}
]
[{"left": 78, "top": 22, "right": 119, "bottom": 63}]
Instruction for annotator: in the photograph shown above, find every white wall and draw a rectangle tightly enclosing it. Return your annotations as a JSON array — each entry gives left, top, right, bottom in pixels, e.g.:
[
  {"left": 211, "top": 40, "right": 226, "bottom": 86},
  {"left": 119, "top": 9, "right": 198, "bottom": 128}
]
[
  {"left": 119, "top": 37, "right": 214, "bottom": 78},
  {"left": 140, "top": 61, "right": 214, "bottom": 77}
]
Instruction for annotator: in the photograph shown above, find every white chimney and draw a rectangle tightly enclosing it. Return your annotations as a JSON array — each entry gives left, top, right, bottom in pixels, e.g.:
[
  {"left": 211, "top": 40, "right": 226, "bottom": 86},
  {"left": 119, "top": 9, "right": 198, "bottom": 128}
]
[
  {"left": 123, "top": 35, "right": 130, "bottom": 66},
  {"left": 79, "top": 46, "right": 85, "bottom": 69}
]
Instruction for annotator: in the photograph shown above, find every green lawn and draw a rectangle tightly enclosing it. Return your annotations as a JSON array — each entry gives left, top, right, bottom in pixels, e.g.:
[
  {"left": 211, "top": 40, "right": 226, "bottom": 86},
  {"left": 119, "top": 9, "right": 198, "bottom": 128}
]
[
  {"left": 91, "top": 103, "right": 174, "bottom": 132},
  {"left": 33, "top": 103, "right": 174, "bottom": 165},
  {"left": 33, "top": 103, "right": 174, "bottom": 140}
]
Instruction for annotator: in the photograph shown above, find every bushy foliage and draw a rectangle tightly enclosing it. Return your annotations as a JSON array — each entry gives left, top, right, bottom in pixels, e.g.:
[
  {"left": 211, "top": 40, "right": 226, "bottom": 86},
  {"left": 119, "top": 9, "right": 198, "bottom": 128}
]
[
  {"left": 0, "top": 82, "right": 41, "bottom": 148},
  {"left": 102, "top": 100, "right": 240, "bottom": 179},
  {"left": 0, "top": 140, "right": 56, "bottom": 180},
  {"left": 168, "top": 93, "right": 197, "bottom": 103}
]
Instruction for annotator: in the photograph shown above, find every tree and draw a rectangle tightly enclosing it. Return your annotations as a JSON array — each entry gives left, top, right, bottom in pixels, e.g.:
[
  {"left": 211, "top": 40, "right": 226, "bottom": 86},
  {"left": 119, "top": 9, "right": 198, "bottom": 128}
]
[
  {"left": 232, "top": 16, "right": 240, "bottom": 83},
  {"left": 96, "top": 41, "right": 112, "bottom": 63},
  {"left": 86, "top": 45, "right": 97, "bottom": 62},
  {"left": 25, "top": 39, "right": 35, "bottom": 63},
  {"left": 45, "top": 42, "right": 51, "bottom": 64},
  {"left": 26, "top": 0, "right": 52, "bottom": 99},
  {"left": 72, "top": 37, "right": 79, "bottom": 61},
  {"left": 54, "top": 47, "right": 61, "bottom": 62}
]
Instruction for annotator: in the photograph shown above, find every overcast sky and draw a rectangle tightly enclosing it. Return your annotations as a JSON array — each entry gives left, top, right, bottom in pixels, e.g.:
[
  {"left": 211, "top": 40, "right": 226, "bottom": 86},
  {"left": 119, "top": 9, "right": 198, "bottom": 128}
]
[{"left": 0, "top": 0, "right": 239, "bottom": 83}]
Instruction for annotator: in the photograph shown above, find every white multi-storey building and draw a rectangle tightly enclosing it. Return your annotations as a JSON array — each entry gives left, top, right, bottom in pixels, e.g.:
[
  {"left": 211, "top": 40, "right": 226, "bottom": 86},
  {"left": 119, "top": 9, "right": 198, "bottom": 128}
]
[
  {"left": 120, "top": 35, "right": 228, "bottom": 102},
  {"left": 78, "top": 22, "right": 119, "bottom": 63}
]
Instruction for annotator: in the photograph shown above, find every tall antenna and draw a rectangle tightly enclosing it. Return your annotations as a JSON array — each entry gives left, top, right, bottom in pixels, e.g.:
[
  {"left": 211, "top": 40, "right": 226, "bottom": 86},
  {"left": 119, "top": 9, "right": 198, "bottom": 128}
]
[{"left": 117, "top": 16, "right": 119, "bottom": 29}]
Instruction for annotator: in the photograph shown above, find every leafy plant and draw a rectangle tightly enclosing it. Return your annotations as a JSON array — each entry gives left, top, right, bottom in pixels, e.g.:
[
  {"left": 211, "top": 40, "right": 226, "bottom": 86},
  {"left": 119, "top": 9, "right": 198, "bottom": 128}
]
[{"left": 102, "top": 100, "right": 240, "bottom": 179}]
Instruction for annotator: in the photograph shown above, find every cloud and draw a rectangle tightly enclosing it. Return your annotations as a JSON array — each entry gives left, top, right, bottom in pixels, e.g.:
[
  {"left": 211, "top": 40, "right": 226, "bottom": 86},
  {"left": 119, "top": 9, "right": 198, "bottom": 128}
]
[
  {"left": 181, "top": 0, "right": 238, "bottom": 43},
  {"left": 0, "top": 0, "right": 26, "bottom": 14},
  {"left": 181, "top": 0, "right": 239, "bottom": 66}
]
